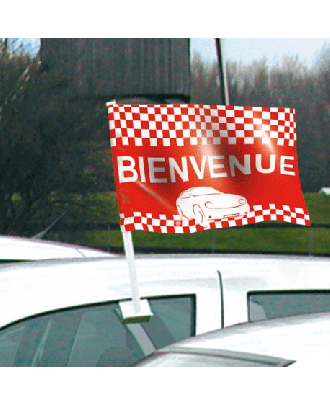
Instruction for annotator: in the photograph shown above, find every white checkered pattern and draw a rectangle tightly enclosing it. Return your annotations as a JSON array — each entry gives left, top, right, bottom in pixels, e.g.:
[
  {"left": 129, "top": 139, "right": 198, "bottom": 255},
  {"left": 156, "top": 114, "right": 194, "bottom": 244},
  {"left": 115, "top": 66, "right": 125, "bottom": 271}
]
[
  {"left": 119, "top": 204, "right": 310, "bottom": 233},
  {"left": 109, "top": 103, "right": 310, "bottom": 233},
  {"left": 108, "top": 104, "right": 297, "bottom": 148},
  {"left": 248, "top": 204, "right": 310, "bottom": 226}
]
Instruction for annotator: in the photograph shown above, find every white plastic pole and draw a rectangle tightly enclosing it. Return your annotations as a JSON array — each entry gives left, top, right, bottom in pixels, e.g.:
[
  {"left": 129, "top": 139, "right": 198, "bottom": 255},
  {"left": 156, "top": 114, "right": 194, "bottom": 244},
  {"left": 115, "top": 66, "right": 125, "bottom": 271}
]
[
  {"left": 108, "top": 99, "right": 152, "bottom": 321},
  {"left": 122, "top": 230, "right": 142, "bottom": 313},
  {"left": 107, "top": 99, "right": 142, "bottom": 313}
]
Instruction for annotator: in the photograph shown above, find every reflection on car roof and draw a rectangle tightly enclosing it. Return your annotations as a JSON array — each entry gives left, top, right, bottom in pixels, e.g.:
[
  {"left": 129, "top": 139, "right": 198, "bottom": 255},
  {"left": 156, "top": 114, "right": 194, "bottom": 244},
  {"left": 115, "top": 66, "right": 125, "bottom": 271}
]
[
  {"left": 136, "top": 312, "right": 330, "bottom": 367},
  {"left": 168, "top": 312, "right": 330, "bottom": 363}
]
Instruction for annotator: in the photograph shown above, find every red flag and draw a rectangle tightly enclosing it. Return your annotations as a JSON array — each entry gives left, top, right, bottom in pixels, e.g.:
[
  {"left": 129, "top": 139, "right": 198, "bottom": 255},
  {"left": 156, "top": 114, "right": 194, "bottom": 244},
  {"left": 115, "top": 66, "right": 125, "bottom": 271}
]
[{"left": 108, "top": 103, "right": 310, "bottom": 233}]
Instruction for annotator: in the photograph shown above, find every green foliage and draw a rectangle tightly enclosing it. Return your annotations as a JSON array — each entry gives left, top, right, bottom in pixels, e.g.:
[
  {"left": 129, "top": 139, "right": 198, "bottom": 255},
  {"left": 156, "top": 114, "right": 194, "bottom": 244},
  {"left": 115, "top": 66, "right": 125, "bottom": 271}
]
[
  {"left": 47, "top": 192, "right": 330, "bottom": 256},
  {"left": 52, "top": 224, "right": 329, "bottom": 256},
  {"left": 1, "top": 40, "right": 330, "bottom": 238},
  {"left": 305, "top": 193, "right": 330, "bottom": 224}
]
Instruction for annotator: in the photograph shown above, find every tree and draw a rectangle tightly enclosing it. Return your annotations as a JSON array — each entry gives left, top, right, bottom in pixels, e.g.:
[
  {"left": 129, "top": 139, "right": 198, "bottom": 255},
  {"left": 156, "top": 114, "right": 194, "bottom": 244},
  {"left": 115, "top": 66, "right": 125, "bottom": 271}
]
[
  {"left": 0, "top": 50, "right": 113, "bottom": 235},
  {"left": 190, "top": 52, "right": 221, "bottom": 104},
  {"left": 190, "top": 50, "right": 330, "bottom": 192}
]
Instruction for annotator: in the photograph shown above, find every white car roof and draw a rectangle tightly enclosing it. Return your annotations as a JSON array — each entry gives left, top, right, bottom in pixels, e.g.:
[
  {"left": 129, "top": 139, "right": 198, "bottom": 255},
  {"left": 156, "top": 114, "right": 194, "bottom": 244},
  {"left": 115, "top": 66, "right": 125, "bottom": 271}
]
[
  {"left": 0, "top": 255, "right": 222, "bottom": 331},
  {"left": 0, "top": 235, "right": 117, "bottom": 260},
  {"left": 0, "top": 254, "right": 330, "bottom": 333},
  {"left": 165, "top": 312, "right": 330, "bottom": 365}
]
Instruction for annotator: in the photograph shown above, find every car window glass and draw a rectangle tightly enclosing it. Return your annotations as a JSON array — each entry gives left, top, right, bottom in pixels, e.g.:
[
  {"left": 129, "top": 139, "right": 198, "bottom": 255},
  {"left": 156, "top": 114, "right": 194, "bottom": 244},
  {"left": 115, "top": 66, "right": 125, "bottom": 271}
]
[
  {"left": 0, "top": 295, "right": 195, "bottom": 367},
  {"left": 141, "top": 296, "right": 195, "bottom": 348},
  {"left": 248, "top": 290, "right": 330, "bottom": 322}
]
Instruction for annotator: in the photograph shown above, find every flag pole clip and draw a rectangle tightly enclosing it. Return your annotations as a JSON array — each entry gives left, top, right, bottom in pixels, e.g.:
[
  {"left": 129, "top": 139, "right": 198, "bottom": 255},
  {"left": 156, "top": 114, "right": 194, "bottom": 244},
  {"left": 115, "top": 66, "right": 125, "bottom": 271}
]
[{"left": 119, "top": 231, "right": 153, "bottom": 323}]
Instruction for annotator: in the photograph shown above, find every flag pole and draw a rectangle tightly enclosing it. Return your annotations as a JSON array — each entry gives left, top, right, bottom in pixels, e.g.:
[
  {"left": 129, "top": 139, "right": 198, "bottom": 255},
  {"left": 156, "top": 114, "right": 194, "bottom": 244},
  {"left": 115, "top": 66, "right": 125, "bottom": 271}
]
[
  {"left": 213, "top": 39, "right": 229, "bottom": 253},
  {"left": 215, "top": 38, "right": 229, "bottom": 105},
  {"left": 107, "top": 99, "right": 152, "bottom": 323},
  {"left": 122, "top": 230, "right": 142, "bottom": 313},
  {"left": 120, "top": 223, "right": 153, "bottom": 323}
]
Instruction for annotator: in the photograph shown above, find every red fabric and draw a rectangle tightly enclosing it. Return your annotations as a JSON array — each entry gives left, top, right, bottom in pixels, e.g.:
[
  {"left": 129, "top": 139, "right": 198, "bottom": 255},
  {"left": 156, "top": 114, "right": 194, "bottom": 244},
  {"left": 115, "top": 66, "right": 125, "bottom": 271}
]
[{"left": 108, "top": 104, "right": 310, "bottom": 233}]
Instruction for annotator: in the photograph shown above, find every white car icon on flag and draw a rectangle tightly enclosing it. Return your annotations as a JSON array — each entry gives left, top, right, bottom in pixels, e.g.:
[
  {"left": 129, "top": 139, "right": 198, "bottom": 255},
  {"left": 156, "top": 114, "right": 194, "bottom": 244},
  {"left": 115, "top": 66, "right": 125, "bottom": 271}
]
[{"left": 176, "top": 187, "right": 250, "bottom": 227}]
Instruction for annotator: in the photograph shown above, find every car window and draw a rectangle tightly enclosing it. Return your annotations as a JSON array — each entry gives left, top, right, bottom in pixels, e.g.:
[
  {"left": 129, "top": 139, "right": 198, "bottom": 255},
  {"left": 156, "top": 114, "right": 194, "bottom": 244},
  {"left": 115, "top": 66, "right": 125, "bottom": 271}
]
[
  {"left": 0, "top": 295, "right": 195, "bottom": 367},
  {"left": 248, "top": 290, "right": 330, "bottom": 322}
]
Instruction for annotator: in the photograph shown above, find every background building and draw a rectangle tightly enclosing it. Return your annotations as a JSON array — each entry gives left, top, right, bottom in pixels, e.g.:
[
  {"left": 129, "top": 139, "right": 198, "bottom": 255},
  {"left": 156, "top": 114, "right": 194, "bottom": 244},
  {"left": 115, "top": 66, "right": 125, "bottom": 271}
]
[{"left": 40, "top": 38, "right": 191, "bottom": 102}]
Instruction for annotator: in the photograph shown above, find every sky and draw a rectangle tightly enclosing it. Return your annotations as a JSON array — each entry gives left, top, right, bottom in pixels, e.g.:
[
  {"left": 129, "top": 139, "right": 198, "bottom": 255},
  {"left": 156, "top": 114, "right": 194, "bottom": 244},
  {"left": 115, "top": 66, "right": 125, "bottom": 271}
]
[
  {"left": 5, "top": 37, "right": 330, "bottom": 72},
  {"left": 10, "top": 38, "right": 330, "bottom": 69},
  {"left": 191, "top": 38, "right": 330, "bottom": 67}
]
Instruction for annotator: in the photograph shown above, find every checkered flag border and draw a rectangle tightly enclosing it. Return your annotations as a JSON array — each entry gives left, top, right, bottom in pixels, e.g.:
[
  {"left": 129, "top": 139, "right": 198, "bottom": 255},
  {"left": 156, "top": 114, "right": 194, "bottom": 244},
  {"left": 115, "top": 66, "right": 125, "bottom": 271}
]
[
  {"left": 108, "top": 104, "right": 297, "bottom": 148},
  {"left": 119, "top": 204, "right": 311, "bottom": 233}
]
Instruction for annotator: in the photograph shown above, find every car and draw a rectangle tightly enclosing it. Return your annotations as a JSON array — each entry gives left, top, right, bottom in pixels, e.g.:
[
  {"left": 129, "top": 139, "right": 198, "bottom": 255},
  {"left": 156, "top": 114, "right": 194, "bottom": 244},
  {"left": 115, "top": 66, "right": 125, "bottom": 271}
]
[
  {"left": 135, "top": 312, "right": 330, "bottom": 367},
  {"left": 176, "top": 187, "right": 250, "bottom": 227},
  {"left": 0, "top": 235, "right": 117, "bottom": 261},
  {"left": 0, "top": 254, "right": 329, "bottom": 366},
  {"left": 0, "top": 255, "right": 222, "bottom": 367}
]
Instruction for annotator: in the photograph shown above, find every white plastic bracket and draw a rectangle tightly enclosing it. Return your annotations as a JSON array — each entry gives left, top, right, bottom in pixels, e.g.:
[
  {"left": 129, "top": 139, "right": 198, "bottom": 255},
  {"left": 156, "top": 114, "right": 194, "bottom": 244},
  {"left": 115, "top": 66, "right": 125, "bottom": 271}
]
[{"left": 120, "top": 231, "right": 153, "bottom": 323}]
